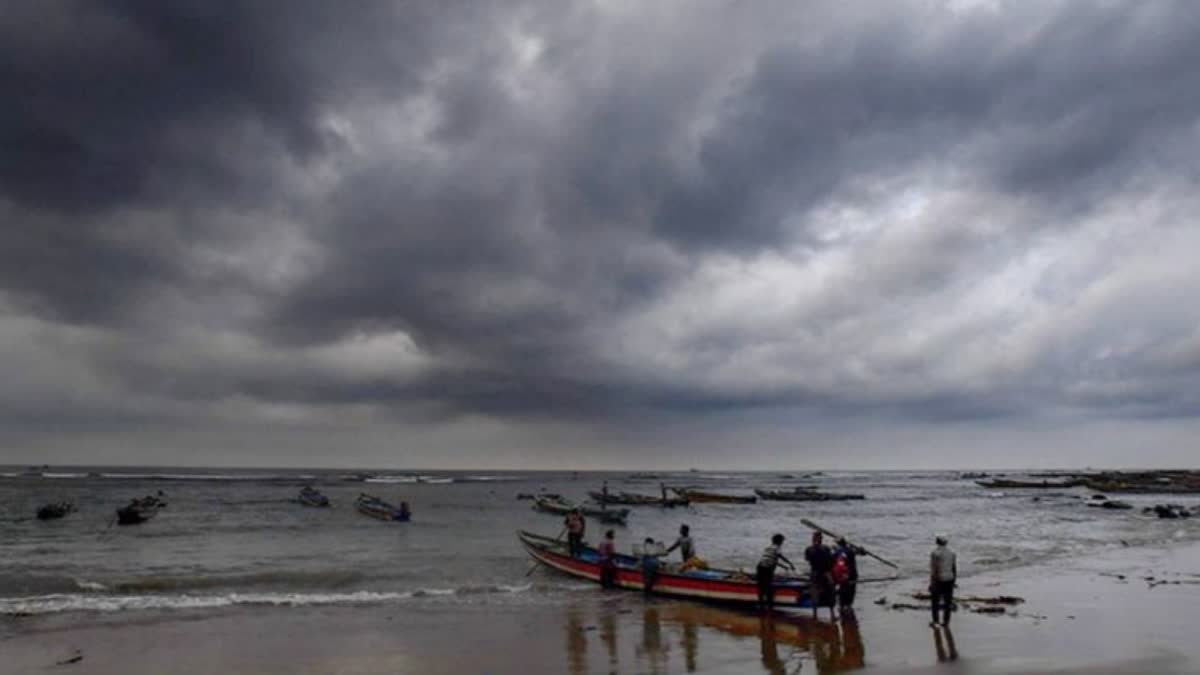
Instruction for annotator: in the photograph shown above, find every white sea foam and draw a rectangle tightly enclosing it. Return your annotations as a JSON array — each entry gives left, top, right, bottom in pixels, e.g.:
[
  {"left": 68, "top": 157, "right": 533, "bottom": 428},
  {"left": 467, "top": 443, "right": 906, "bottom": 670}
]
[
  {"left": 365, "top": 476, "right": 420, "bottom": 484},
  {"left": 1, "top": 584, "right": 531, "bottom": 616},
  {"left": 41, "top": 472, "right": 88, "bottom": 479}
]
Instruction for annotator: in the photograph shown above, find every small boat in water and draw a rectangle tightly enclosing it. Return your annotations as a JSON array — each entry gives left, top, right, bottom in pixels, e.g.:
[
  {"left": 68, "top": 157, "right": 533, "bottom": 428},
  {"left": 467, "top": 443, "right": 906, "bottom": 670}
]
[
  {"left": 754, "top": 488, "right": 865, "bottom": 502},
  {"left": 36, "top": 501, "right": 76, "bottom": 520},
  {"left": 518, "top": 530, "right": 812, "bottom": 607},
  {"left": 355, "top": 493, "right": 410, "bottom": 521},
  {"left": 672, "top": 488, "right": 757, "bottom": 504},
  {"left": 532, "top": 497, "right": 629, "bottom": 524},
  {"left": 117, "top": 494, "right": 166, "bottom": 525},
  {"left": 297, "top": 486, "right": 331, "bottom": 507},
  {"left": 588, "top": 491, "right": 689, "bottom": 507}
]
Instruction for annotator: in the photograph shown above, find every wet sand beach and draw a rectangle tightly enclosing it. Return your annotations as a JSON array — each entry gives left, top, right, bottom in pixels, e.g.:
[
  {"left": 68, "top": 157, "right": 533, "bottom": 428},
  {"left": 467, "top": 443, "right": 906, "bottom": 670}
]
[{"left": 5, "top": 541, "right": 1199, "bottom": 674}]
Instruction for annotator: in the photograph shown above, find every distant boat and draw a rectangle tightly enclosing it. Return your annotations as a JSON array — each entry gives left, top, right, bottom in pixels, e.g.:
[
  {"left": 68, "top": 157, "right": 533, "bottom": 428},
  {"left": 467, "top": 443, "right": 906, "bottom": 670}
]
[
  {"left": 116, "top": 495, "right": 165, "bottom": 525},
  {"left": 355, "top": 494, "right": 410, "bottom": 522},
  {"left": 297, "top": 486, "right": 331, "bottom": 507},
  {"left": 754, "top": 488, "right": 865, "bottom": 502},
  {"left": 532, "top": 497, "right": 629, "bottom": 524},
  {"left": 672, "top": 488, "right": 757, "bottom": 504},
  {"left": 588, "top": 490, "right": 688, "bottom": 507},
  {"left": 36, "top": 501, "right": 76, "bottom": 520}
]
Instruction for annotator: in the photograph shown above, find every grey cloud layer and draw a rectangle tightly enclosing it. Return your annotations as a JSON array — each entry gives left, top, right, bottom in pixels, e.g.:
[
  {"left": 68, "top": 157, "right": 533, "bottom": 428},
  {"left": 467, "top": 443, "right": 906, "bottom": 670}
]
[{"left": 3, "top": 1, "right": 1200, "bottom": 464}]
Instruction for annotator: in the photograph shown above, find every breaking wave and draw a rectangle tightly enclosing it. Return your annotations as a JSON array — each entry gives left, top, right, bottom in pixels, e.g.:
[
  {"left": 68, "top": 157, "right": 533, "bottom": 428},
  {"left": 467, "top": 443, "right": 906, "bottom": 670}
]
[{"left": 1, "top": 583, "right": 532, "bottom": 616}]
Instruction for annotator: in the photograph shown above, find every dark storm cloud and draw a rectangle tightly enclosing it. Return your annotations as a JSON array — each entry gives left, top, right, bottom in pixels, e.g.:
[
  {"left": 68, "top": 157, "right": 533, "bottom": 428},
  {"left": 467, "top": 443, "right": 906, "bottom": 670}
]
[{"left": 3, "top": 0, "right": 1200, "bottom": 465}]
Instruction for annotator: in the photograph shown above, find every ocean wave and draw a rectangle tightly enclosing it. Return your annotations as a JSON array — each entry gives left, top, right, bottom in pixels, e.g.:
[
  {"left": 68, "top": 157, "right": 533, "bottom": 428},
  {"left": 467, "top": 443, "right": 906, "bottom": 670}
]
[
  {"left": 460, "top": 475, "right": 523, "bottom": 483},
  {"left": 1, "top": 584, "right": 532, "bottom": 616},
  {"left": 41, "top": 472, "right": 88, "bottom": 479},
  {"left": 365, "top": 476, "right": 420, "bottom": 484},
  {"left": 99, "top": 473, "right": 315, "bottom": 482},
  {"left": 72, "top": 570, "right": 366, "bottom": 594}
]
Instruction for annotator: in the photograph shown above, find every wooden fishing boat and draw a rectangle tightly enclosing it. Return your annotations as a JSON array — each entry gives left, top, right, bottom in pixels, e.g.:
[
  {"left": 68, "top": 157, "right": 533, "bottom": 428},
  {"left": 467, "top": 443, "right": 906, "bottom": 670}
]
[
  {"left": 518, "top": 530, "right": 812, "bottom": 607},
  {"left": 297, "top": 486, "right": 331, "bottom": 507},
  {"left": 976, "top": 479, "right": 1083, "bottom": 489},
  {"left": 672, "top": 488, "right": 757, "bottom": 504},
  {"left": 116, "top": 496, "right": 164, "bottom": 525},
  {"left": 36, "top": 501, "right": 76, "bottom": 520},
  {"left": 754, "top": 488, "right": 865, "bottom": 502},
  {"left": 533, "top": 497, "right": 629, "bottom": 524},
  {"left": 355, "top": 494, "right": 410, "bottom": 521},
  {"left": 588, "top": 491, "right": 689, "bottom": 507}
]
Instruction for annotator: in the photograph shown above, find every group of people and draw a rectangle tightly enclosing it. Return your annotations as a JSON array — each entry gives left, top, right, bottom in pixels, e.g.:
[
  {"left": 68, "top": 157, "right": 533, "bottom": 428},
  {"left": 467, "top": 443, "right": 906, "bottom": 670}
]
[
  {"left": 562, "top": 510, "right": 959, "bottom": 624},
  {"left": 565, "top": 514, "right": 701, "bottom": 595},
  {"left": 754, "top": 531, "right": 860, "bottom": 617}
]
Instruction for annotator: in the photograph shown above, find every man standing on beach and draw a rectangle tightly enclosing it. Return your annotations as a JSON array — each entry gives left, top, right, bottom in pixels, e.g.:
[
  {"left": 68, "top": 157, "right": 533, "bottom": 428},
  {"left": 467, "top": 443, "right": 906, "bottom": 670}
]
[
  {"left": 756, "top": 533, "right": 795, "bottom": 609},
  {"left": 805, "top": 532, "right": 836, "bottom": 619},
  {"left": 929, "top": 534, "right": 958, "bottom": 626}
]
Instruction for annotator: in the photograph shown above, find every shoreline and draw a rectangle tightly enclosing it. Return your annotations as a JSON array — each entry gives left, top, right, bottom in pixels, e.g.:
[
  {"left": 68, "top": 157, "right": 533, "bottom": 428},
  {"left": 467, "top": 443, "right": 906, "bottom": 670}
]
[{"left": 4, "top": 539, "right": 1200, "bottom": 673}]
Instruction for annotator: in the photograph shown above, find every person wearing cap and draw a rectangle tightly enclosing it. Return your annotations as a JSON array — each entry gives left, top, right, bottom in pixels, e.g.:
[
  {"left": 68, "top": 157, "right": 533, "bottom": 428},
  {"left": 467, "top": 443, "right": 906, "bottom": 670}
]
[
  {"left": 805, "top": 531, "right": 837, "bottom": 619},
  {"left": 833, "top": 536, "right": 860, "bottom": 610},
  {"left": 756, "top": 533, "right": 795, "bottom": 609},
  {"left": 929, "top": 534, "right": 958, "bottom": 626}
]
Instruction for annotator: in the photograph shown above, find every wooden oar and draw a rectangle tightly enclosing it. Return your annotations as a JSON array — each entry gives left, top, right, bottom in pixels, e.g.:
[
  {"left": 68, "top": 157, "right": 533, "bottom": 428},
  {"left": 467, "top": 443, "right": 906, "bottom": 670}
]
[
  {"left": 525, "top": 527, "right": 567, "bottom": 576},
  {"left": 801, "top": 518, "right": 899, "bottom": 570}
]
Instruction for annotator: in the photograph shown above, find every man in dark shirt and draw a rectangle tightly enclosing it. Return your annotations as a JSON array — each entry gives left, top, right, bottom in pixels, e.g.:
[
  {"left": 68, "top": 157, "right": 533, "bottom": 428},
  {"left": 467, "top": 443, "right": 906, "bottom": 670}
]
[
  {"left": 665, "top": 524, "right": 695, "bottom": 563},
  {"left": 805, "top": 531, "right": 836, "bottom": 619}
]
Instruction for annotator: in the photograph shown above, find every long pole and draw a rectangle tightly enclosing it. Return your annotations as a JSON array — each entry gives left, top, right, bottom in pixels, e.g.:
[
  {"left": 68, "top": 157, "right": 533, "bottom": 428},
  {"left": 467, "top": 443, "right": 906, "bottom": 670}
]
[{"left": 800, "top": 518, "right": 899, "bottom": 570}]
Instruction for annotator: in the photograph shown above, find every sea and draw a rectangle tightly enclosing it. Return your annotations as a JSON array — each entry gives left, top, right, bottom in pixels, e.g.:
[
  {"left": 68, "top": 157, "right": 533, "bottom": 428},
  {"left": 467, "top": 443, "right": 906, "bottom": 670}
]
[{"left": 1, "top": 467, "right": 1197, "bottom": 629}]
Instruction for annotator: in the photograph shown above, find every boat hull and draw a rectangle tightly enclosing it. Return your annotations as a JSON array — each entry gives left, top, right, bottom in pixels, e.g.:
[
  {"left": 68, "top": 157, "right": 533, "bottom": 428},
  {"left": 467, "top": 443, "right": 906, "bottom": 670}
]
[
  {"left": 533, "top": 499, "right": 628, "bottom": 524},
  {"left": 355, "top": 496, "right": 409, "bottom": 521},
  {"left": 116, "top": 507, "right": 155, "bottom": 525},
  {"left": 589, "top": 491, "right": 689, "bottom": 507},
  {"left": 754, "top": 489, "right": 865, "bottom": 502},
  {"left": 518, "top": 531, "right": 812, "bottom": 607},
  {"left": 675, "top": 489, "right": 757, "bottom": 504}
]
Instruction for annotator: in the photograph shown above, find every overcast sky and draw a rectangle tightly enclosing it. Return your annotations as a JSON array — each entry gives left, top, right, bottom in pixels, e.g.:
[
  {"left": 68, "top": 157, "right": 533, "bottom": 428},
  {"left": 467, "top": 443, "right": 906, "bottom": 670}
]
[{"left": 2, "top": 1, "right": 1199, "bottom": 469}]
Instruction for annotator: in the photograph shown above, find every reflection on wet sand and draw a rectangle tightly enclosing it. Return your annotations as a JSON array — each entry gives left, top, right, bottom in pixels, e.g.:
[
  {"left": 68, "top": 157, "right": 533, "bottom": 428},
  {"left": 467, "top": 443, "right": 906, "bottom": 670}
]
[
  {"left": 932, "top": 625, "right": 958, "bottom": 663},
  {"left": 567, "top": 608, "right": 587, "bottom": 675},
  {"left": 638, "top": 607, "right": 670, "bottom": 674},
  {"left": 565, "top": 600, "right": 868, "bottom": 674},
  {"left": 600, "top": 609, "right": 619, "bottom": 675}
]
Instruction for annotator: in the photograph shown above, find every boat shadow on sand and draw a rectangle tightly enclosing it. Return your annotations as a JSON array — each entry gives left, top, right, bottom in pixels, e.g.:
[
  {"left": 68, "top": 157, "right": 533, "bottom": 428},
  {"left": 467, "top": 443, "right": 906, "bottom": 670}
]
[{"left": 564, "top": 601, "right": 866, "bottom": 675}]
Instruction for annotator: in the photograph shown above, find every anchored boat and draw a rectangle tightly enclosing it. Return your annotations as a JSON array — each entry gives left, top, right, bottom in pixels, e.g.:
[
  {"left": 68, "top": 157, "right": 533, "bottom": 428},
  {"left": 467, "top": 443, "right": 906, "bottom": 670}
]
[
  {"left": 588, "top": 491, "right": 689, "bottom": 507},
  {"left": 754, "top": 488, "right": 865, "bottom": 502},
  {"left": 355, "top": 493, "right": 410, "bottom": 521},
  {"left": 672, "top": 488, "right": 757, "bottom": 504},
  {"left": 532, "top": 497, "right": 629, "bottom": 524},
  {"left": 519, "top": 530, "right": 812, "bottom": 607},
  {"left": 36, "top": 501, "right": 76, "bottom": 520},
  {"left": 116, "top": 495, "right": 165, "bottom": 525},
  {"left": 298, "top": 486, "right": 331, "bottom": 507}
]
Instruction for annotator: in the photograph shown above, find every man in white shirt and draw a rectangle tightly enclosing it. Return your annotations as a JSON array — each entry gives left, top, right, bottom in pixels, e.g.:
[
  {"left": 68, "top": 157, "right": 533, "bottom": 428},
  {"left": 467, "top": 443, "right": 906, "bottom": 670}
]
[{"left": 929, "top": 535, "right": 957, "bottom": 626}]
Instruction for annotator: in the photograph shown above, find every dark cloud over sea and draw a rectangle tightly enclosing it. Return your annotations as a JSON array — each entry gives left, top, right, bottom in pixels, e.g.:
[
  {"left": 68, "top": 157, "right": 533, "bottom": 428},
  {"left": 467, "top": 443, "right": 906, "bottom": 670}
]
[{"left": 3, "top": 1, "right": 1200, "bottom": 468}]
